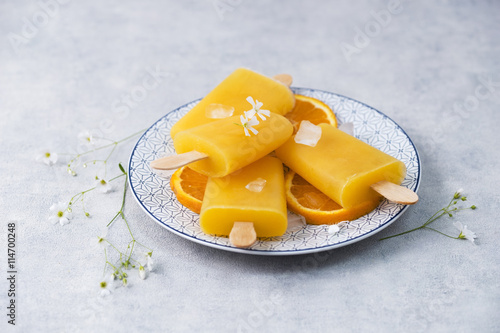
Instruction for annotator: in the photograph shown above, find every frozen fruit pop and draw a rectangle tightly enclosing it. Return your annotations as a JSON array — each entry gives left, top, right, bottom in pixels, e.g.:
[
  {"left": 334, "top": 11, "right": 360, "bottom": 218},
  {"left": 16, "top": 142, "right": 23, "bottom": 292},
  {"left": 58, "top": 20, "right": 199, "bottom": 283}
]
[
  {"left": 199, "top": 156, "right": 288, "bottom": 247},
  {"left": 151, "top": 113, "right": 293, "bottom": 178},
  {"left": 170, "top": 68, "right": 295, "bottom": 138},
  {"left": 276, "top": 123, "right": 417, "bottom": 208}
]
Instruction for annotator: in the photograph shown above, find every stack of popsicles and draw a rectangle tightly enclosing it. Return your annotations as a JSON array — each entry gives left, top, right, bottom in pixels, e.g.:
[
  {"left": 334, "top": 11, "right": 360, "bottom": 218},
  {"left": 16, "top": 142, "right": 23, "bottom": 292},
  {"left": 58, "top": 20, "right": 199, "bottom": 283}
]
[{"left": 151, "top": 68, "right": 418, "bottom": 248}]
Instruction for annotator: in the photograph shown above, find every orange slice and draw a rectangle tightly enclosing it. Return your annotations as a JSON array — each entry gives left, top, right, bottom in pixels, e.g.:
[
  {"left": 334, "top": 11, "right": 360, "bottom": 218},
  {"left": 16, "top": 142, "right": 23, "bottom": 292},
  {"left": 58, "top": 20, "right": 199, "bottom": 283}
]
[
  {"left": 170, "top": 166, "right": 208, "bottom": 214},
  {"left": 285, "top": 170, "right": 381, "bottom": 225},
  {"left": 285, "top": 94, "right": 338, "bottom": 133}
]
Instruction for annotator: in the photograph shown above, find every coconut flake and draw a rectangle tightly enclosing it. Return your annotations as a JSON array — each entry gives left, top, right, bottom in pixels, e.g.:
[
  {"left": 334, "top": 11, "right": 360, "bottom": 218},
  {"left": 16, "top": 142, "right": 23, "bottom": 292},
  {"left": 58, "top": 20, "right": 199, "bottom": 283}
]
[
  {"left": 328, "top": 221, "right": 348, "bottom": 235},
  {"left": 205, "top": 103, "right": 235, "bottom": 119},
  {"left": 245, "top": 178, "right": 266, "bottom": 192},
  {"left": 294, "top": 121, "right": 322, "bottom": 147},
  {"left": 327, "top": 224, "right": 340, "bottom": 235},
  {"left": 338, "top": 122, "right": 354, "bottom": 136},
  {"left": 286, "top": 211, "right": 306, "bottom": 232}
]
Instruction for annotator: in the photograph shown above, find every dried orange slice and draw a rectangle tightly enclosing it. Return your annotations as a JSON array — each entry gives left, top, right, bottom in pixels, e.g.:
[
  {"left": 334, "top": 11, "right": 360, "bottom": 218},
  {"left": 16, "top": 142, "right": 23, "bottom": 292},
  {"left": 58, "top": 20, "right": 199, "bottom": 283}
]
[
  {"left": 285, "top": 170, "right": 381, "bottom": 225},
  {"left": 285, "top": 94, "right": 338, "bottom": 133},
  {"left": 170, "top": 166, "right": 208, "bottom": 214}
]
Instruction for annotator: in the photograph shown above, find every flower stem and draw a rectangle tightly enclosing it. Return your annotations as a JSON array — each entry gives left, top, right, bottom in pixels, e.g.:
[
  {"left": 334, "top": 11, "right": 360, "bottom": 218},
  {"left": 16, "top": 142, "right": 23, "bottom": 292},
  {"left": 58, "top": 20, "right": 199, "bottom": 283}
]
[{"left": 379, "top": 191, "right": 476, "bottom": 241}]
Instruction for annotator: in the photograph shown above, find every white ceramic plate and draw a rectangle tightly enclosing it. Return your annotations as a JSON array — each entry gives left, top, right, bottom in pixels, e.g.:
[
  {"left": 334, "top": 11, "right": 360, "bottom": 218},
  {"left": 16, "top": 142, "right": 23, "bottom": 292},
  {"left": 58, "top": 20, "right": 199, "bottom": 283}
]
[{"left": 128, "top": 88, "right": 421, "bottom": 255}]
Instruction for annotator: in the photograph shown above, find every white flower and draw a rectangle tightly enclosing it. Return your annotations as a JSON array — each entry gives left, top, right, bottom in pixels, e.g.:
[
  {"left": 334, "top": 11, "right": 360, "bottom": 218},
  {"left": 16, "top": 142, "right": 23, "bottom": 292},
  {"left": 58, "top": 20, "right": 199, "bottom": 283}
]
[
  {"left": 244, "top": 96, "right": 271, "bottom": 121},
  {"left": 78, "top": 130, "right": 98, "bottom": 147},
  {"left": 139, "top": 266, "right": 147, "bottom": 280},
  {"left": 36, "top": 150, "right": 58, "bottom": 165},
  {"left": 95, "top": 178, "right": 112, "bottom": 193},
  {"left": 142, "top": 252, "right": 154, "bottom": 272},
  {"left": 146, "top": 255, "right": 154, "bottom": 272},
  {"left": 48, "top": 202, "right": 72, "bottom": 226},
  {"left": 453, "top": 221, "right": 477, "bottom": 244},
  {"left": 240, "top": 114, "right": 259, "bottom": 136},
  {"left": 99, "top": 274, "right": 115, "bottom": 297},
  {"left": 96, "top": 228, "right": 109, "bottom": 249},
  {"left": 454, "top": 188, "right": 464, "bottom": 199}
]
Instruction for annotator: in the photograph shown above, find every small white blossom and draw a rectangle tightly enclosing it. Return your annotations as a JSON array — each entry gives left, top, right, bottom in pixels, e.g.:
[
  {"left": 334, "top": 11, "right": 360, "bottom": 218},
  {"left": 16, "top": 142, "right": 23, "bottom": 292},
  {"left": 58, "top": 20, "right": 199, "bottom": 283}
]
[
  {"left": 139, "top": 266, "right": 147, "bottom": 280},
  {"left": 244, "top": 96, "right": 271, "bottom": 121},
  {"left": 95, "top": 178, "right": 112, "bottom": 193},
  {"left": 142, "top": 252, "right": 154, "bottom": 272},
  {"left": 146, "top": 255, "right": 154, "bottom": 272},
  {"left": 96, "top": 228, "right": 109, "bottom": 249},
  {"left": 36, "top": 150, "right": 58, "bottom": 165},
  {"left": 454, "top": 188, "right": 464, "bottom": 199},
  {"left": 453, "top": 221, "right": 477, "bottom": 244},
  {"left": 240, "top": 114, "right": 259, "bottom": 136},
  {"left": 48, "top": 202, "right": 72, "bottom": 226},
  {"left": 78, "top": 130, "right": 98, "bottom": 147},
  {"left": 99, "top": 274, "right": 115, "bottom": 297}
]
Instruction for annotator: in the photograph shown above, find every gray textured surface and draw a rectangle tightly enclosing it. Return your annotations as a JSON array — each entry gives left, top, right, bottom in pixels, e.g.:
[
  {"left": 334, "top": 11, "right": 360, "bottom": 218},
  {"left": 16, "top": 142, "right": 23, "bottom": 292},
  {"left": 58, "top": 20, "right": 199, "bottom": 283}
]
[{"left": 1, "top": 0, "right": 499, "bottom": 332}]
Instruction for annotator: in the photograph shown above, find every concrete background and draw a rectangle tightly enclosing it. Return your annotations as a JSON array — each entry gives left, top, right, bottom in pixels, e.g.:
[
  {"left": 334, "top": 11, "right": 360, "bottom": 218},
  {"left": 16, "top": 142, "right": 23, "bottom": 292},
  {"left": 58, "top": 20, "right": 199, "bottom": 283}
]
[{"left": 1, "top": 0, "right": 499, "bottom": 332}]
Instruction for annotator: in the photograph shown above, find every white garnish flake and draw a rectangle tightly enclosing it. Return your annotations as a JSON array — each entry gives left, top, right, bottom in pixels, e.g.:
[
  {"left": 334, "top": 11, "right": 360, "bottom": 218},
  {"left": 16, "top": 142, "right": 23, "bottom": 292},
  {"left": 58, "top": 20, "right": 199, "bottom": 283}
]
[
  {"left": 328, "top": 221, "right": 348, "bottom": 235},
  {"left": 286, "top": 211, "right": 306, "bottom": 232},
  {"left": 245, "top": 178, "right": 267, "bottom": 192},
  {"left": 205, "top": 103, "right": 235, "bottom": 119},
  {"left": 338, "top": 122, "right": 354, "bottom": 136},
  {"left": 294, "top": 121, "right": 322, "bottom": 147}
]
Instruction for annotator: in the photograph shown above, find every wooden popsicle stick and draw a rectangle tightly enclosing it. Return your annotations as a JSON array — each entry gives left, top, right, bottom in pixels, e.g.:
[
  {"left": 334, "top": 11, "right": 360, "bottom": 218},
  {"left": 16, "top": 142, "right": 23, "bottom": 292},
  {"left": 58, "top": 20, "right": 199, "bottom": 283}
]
[
  {"left": 229, "top": 222, "right": 257, "bottom": 248},
  {"left": 370, "top": 181, "right": 419, "bottom": 205},
  {"left": 150, "top": 150, "right": 208, "bottom": 170},
  {"left": 273, "top": 74, "right": 293, "bottom": 87}
]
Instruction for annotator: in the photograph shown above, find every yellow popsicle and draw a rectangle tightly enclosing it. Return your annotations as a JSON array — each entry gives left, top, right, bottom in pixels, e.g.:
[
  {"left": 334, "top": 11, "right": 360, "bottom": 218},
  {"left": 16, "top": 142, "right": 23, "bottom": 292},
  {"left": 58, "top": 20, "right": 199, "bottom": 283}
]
[
  {"left": 276, "top": 123, "right": 407, "bottom": 208},
  {"left": 173, "top": 113, "right": 293, "bottom": 177},
  {"left": 170, "top": 68, "right": 295, "bottom": 139},
  {"left": 200, "top": 156, "right": 287, "bottom": 238}
]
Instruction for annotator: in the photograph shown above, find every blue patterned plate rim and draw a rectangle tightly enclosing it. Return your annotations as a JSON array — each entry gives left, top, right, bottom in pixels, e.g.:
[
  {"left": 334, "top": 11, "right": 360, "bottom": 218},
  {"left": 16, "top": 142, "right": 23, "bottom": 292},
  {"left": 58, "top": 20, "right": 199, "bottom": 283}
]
[{"left": 128, "top": 87, "right": 421, "bottom": 256}]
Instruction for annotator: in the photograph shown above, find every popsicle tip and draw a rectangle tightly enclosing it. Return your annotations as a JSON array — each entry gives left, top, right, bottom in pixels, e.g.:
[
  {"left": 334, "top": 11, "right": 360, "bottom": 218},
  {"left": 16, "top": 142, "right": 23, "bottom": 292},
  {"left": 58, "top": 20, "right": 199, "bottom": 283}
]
[
  {"left": 273, "top": 74, "right": 293, "bottom": 87},
  {"left": 370, "top": 180, "right": 419, "bottom": 205},
  {"left": 150, "top": 151, "right": 208, "bottom": 170},
  {"left": 229, "top": 222, "right": 257, "bottom": 248}
]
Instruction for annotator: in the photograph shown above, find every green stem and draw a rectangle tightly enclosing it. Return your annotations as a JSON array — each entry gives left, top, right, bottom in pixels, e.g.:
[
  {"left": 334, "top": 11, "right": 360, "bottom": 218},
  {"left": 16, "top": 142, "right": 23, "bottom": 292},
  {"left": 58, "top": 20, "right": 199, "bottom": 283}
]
[
  {"left": 135, "top": 240, "right": 153, "bottom": 253},
  {"left": 75, "top": 129, "right": 145, "bottom": 159},
  {"left": 379, "top": 226, "right": 424, "bottom": 240},
  {"left": 380, "top": 192, "right": 475, "bottom": 241},
  {"left": 422, "top": 227, "right": 458, "bottom": 239}
]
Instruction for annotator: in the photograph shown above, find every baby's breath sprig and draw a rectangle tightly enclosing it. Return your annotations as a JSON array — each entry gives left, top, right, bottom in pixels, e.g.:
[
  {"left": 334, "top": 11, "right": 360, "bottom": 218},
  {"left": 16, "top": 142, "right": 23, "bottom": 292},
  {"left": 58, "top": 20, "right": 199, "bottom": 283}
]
[
  {"left": 97, "top": 163, "right": 154, "bottom": 292},
  {"left": 67, "top": 173, "right": 125, "bottom": 217},
  {"left": 62, "top": 129, "right": 145, "bottom": 177},
  {"left": 41, "top": 128, "right": 156, "bottom": 296},
  {"left": 380, "top": 189, "right": 477, "bottom": 243}
]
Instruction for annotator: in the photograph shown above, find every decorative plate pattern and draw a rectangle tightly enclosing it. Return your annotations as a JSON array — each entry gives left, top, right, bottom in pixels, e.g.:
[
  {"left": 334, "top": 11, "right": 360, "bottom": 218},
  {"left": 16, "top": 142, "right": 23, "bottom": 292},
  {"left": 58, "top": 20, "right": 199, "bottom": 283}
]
[{"left": 128, "top": 88, "right": 421, "bottom": 255}]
